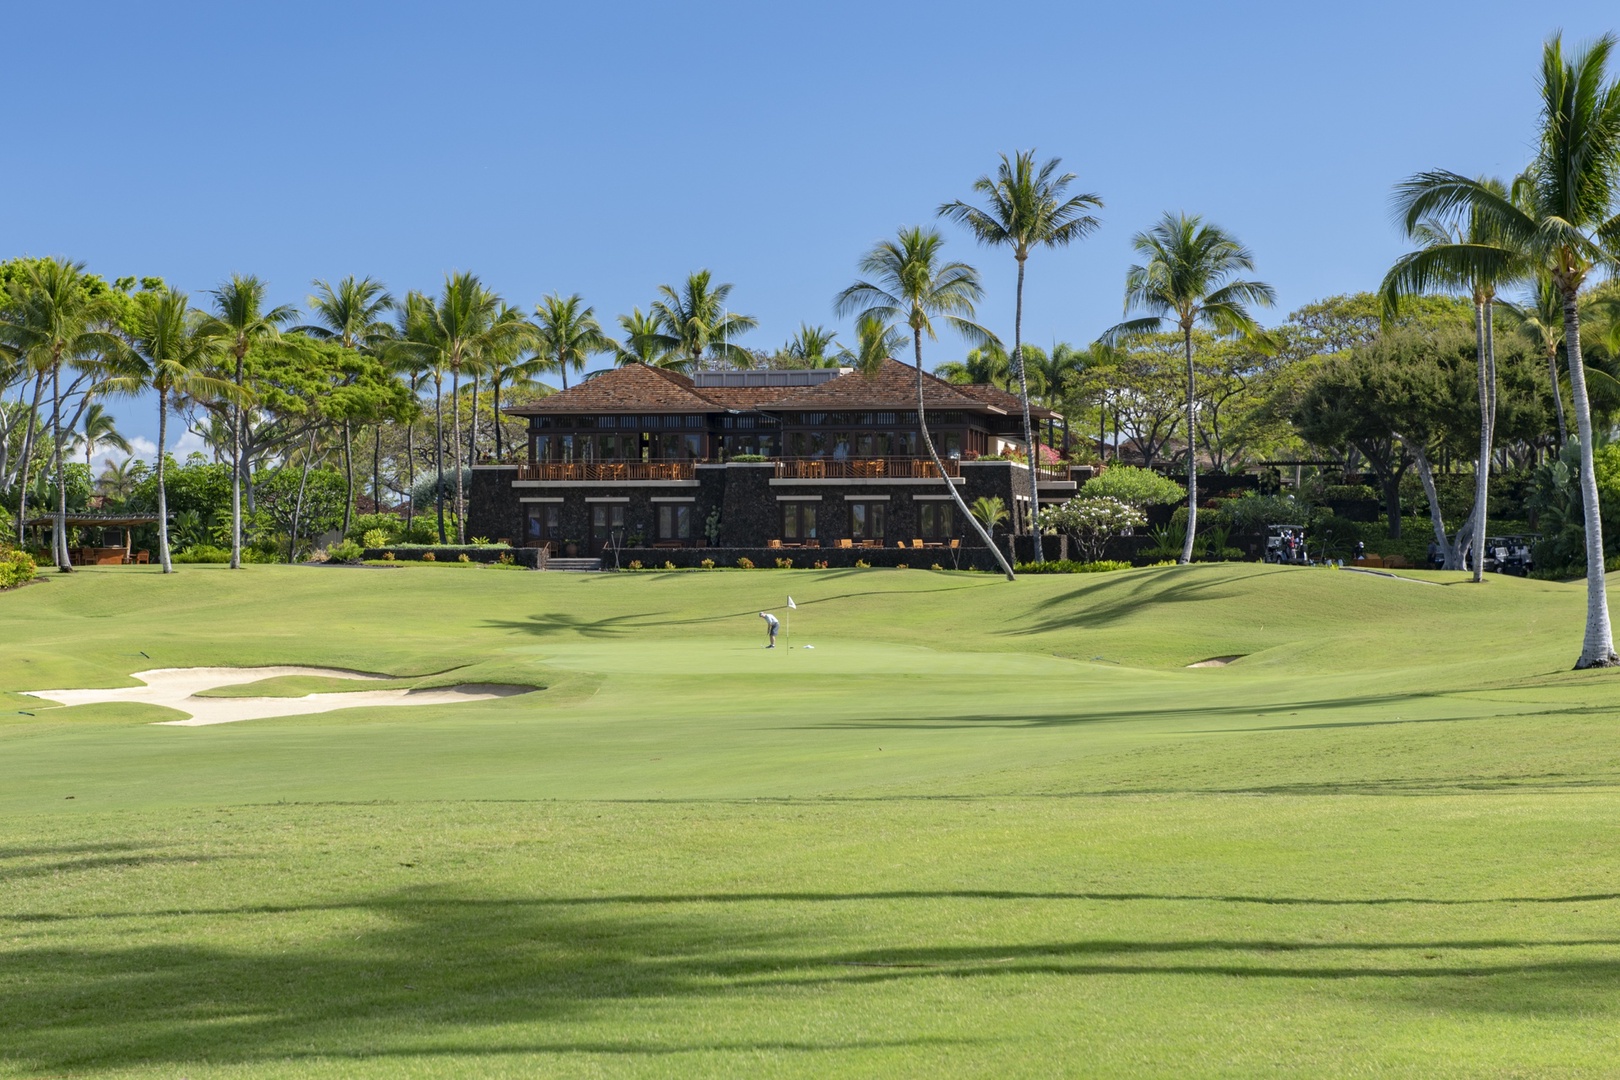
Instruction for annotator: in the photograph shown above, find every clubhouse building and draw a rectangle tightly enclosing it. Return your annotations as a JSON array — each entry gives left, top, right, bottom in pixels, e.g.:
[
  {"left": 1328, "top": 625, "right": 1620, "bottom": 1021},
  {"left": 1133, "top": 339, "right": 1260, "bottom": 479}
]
[{"left": 467, "top": 360, "right": 1078, "bottom": 566}]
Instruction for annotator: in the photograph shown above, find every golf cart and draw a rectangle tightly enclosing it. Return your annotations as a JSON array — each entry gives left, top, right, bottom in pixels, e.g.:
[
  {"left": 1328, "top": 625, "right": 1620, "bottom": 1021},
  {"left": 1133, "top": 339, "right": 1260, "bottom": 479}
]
[
  {"left": 1483, "top": 534, "right": 1539, "bottom": 576},
  {"left": 1263, "top": 524, "right": 1309, "bottom": 565}
]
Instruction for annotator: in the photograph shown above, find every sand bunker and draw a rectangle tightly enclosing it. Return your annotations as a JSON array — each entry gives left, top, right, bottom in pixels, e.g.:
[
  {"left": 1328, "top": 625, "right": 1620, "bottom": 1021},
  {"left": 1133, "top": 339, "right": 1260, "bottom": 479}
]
[
  {"left": 1186, "top": 655, "right": 1243, "bottom": 668},
  {"left": 22, "top": 666, "right": 531, "bottom": 726}
]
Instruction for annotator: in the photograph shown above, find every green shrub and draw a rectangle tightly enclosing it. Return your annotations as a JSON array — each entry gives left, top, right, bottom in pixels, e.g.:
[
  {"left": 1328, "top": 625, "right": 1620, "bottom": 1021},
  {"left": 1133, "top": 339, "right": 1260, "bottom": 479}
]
[
  {"left": 421, "top": 551, "right": 436, "bottom": 562},
  {"left": 0, "top": 549, "right": 37, "bottom": 589},
  {"left": 173, "top": 544, "right": 231, "bottom": 564},
  {"left": 457, "top": 552, "right": 470, "bottom": 563},
  {"left": 663, "top": 560, "right": 676, "bottom": 570},
  {"left": 361, "top": 528, "right": 390, "bottom": 549},
  {"left": 1080, "top": 465, "right": 1186, "bottom": 507},
  {"left": 328, "top": 539, "right": 364, "bottom": 563},
  {"left": 1220, "top": 492, "right": 1311, "bottom": 532},
  {"left": 700, "top": 558, "right": 715, "bottom": 570},
  {"left": 736, "top": 557, "right": 755, "bottom": 569},
  {"left": 345, "top": 513, "right": 404, "bottom": 543},
  {"left": 628, "top": 560, "right": 643, "bottom": 570},
  {"left": 854, "top": 559, "right": 870, "bottom": 568},
  {"left": 728, "top": 454, "right": 770, "bottom": 462},
  {"left": 1014, "top": 559, "right": 1131, "bottom": 574},
  {"left": 775, "top": 557, "right": 793, "bottom": 569}
]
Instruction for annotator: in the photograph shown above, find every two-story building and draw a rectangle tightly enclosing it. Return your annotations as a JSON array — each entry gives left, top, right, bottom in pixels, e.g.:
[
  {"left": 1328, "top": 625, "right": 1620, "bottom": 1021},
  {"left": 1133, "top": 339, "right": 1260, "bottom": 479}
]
[{"left": 467, "top": 359, "right": 1074, "bottom": 567}]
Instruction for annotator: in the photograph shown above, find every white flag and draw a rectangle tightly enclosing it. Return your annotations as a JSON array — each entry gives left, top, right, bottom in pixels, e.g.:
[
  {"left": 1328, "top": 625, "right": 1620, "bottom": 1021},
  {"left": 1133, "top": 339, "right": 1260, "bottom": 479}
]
[{"left": 787, "top": 596, "right": 797, "bottom": 609}]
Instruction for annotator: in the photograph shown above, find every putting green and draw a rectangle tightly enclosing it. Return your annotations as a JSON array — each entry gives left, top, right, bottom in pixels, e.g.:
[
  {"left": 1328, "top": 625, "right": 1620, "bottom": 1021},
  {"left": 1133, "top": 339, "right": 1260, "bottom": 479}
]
[{"left": 2, "top": 563, "right": 1619, "bottom": 1077}]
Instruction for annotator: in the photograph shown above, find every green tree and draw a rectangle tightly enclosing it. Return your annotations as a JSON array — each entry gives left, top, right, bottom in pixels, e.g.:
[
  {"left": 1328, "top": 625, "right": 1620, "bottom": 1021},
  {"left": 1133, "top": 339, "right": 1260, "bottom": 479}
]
[
  {"left": 837, "top": 316, "right": 907, "bottom": 377},
  {"left": 297, "top": 276, "right": 396, "bottom": 533},
  {"left": 1103, "top": 212, "right": 1275, "bottom": 564},
  {"left": 532, "top": 293, "right": 608, "bottom": 391},
  {"left": 128, "top": 289, "right": 235, "bottom": 572},
  {"left": 204, "top": 276, "right": 296, "bottom": 569},
  {"left": 76, "top": 402, "right": 130, "bottom": 472},
  {"left": 649, "top": 271, "right": 758, "bottom": 372},
  {"left": 1391, "top": 33, "right": 1620, "bottom": 667},
  {"left": 934, "top": 344, "right": 1011, "bottom": 388},
  {"left": 940, "top": 150, "right": 1102, "bottom": 563},
  {"left": 833, "top": 226, "right": 1014, "bottom": 580},
  {"left": 782, "top": 323, "right": 841, "bottom": 367},
  {"left": 611, "top": 308, "right": 678, "bottom": 369}
]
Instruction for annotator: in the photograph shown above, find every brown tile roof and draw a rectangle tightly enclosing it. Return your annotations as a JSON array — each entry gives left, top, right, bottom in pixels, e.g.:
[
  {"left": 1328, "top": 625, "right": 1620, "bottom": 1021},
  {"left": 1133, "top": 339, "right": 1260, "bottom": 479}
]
[
  {"left": 953, "top": 382, "right": 1061, "bottom": 420},
  {"left": 503, "top": 364, "right": 723, "bottom": 415},
  {"left": 764, "top": 358, "right": 996, "bottom": 411}
]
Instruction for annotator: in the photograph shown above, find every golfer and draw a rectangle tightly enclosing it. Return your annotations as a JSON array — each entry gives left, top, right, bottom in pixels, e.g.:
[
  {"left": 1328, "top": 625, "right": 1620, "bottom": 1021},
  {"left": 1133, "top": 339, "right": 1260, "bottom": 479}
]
[{"left": 759, "top": 611, "right": 779, "bottom": 648}]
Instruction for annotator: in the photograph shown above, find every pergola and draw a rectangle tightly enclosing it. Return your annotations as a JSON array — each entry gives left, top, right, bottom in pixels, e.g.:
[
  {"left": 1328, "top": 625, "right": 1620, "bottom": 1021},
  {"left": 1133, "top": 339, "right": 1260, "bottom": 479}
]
[{"left": 23, "top": 513, "right": 165, "bottom": 565}]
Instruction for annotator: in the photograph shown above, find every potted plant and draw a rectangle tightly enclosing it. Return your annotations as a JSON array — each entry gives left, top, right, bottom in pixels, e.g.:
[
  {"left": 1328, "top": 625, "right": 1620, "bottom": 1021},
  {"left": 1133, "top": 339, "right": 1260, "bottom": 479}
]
[{"left": 563, "top": 538, "right": 579, "bottom": 557}]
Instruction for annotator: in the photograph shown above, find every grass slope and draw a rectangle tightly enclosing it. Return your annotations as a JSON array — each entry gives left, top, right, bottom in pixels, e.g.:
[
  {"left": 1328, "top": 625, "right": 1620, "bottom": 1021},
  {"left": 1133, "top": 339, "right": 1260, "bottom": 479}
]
[{"left": 2, "top": 563, "right": 1619, "bottom": 1077}]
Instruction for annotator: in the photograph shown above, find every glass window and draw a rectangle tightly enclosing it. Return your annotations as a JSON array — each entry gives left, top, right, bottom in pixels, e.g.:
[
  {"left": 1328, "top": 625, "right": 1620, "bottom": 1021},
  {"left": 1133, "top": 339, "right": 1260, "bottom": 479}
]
[
  {"left": 658, "top": 504, "right": 692, "bottom": 539},
  {"left": 920, "top": 503, "right": 954, "bottom": 540},
  {"left": 781, "top": 503, "right": 817, "bottom": 541},
  {"left": 526, "top": 505, "right": 561, "bottom": 545},
  {"left": 850, "top": 502, "right": 885, "bottom": 541}
]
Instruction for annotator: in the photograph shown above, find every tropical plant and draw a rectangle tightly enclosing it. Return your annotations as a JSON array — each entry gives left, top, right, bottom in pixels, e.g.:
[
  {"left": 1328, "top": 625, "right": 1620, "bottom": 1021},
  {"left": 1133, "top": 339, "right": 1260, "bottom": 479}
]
[
  {"left": 76, "top": 402, "right": 130, "bottom": 472},
  {"left": 1390, "top": 33, "right": 1620, "bottom": 666},
  {"left": 128, "top": 289, "right": 235, "bottom": 573},
  {"left": 782, "top": 323, "right": 841, "bottom": 367},
  {"left": 934, "top": 344, "right": 1011, "bottom": 388},
  {"left": 1035, "top": 496, "right": 1145, "bottom": 563},
  {"left": 612, "top": 308, "right": 679, "bottom": 368},
  {"left": 532, "top": 293, "right": 609, "bottom": 390},
  {"left": 968, "top": 495, "right": 1009, "bottom": 533},
  {"left": 838, "top": 316, "right": 907, "bottom": 377},
  {"left": 649, "top": 271, "right": 759, "bottom": 371},
  {"left": 834, "top": 226, "right": 1014, "bottom": 580},
  {"left": 1382, "top": 177, "right": 1523, "bottom": 580},
  {"left": 204, "top": 275, "right": 296, "bottom": 568},
  {"left": 1080, "top": 465, "right": 1187, "bottom": 506},
  {"left": 940, "top": 150, "right": 1103, "bottom": 563},
  {"left": 1102, "top": 212, "right": 1275, "bottom": 564},
  {"left": 0, "top": 258, "right": 126, "bottom": 568}
]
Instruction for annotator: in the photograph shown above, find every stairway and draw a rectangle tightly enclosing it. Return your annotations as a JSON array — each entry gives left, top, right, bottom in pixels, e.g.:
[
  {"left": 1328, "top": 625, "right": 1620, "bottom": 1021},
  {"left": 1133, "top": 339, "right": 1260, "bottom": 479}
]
[{"left": 544, "top": 557, "right": 603, "bottom": 572}]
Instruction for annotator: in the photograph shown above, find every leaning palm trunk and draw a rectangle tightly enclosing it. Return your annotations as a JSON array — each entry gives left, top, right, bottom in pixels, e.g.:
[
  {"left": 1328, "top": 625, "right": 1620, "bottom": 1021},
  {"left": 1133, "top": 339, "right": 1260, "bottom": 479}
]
[
  {"left": 433, "top": 374, "right": 447, "bottom": 545},
  {"left": 1561, "top": 288, "right": 1617, "bottom": 667},
  {"left": 156, "top": 390, "right": 173, "bottom": 574},
  {"left": 15, "top": 374, "right": 48, "bottom": 543},
  {"left": 287, "top": 427, "right": 318, "bottom": 564},
  {"left": 914, "top": 328, "right": 1015, "bottom": 581},
  {"left": 230, "top": 352, "right": 244, "bottom": 570},
  {"left": 1012, "top": 260, "right": 1044, "bottom": 564},
  {"left": 1409, "top": 442, "right": 1457, "bottom": 568},
  {"left": 1179, "top": 327, "right": 1198, "bottom": 565}
]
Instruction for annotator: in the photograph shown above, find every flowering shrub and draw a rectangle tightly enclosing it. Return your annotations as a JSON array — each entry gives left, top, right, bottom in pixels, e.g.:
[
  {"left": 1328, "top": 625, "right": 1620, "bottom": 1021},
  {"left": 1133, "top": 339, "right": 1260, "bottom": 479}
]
[
  {"left": 813, "top": 560, "right": 829, "bottom": 569},
  {"left": 775, "top": 557, "right": 793, "bottom": 569},
  {"left": 628, "top": 560, "right": 643, "bottom": 570},
  {"left": 1035, "top": 496, "right": 1147, "bottom": 563},
  {"left": 422, "top": 551, "right": 436, "bottom": 562},
  {"left": 457, "top": 552, "right": 470, "bottom": 563},
  {"left": 736, "top": 557, "right": 755, "bottom": 569},
  {"left": 700, "top": 558, "right": 715, "bottom": 569}
]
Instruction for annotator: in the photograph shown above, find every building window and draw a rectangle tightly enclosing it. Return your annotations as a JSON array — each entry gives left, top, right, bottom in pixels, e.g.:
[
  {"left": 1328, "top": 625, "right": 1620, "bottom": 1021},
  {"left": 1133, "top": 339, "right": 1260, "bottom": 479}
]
[
  {"left": 849, "top": 502, "right": 885, "bottom": 541},
  {"left": 525, "top": 504, "right": 561, "bottom": 547},
  {"left": 781, "top": 503, "right": 818, "bottom": 542},
  {"left": 919, "top": 502, "right": 954, "bottom": 541},
  {"left": 658, "top": 504, "right": 692, "bottom": 541}
]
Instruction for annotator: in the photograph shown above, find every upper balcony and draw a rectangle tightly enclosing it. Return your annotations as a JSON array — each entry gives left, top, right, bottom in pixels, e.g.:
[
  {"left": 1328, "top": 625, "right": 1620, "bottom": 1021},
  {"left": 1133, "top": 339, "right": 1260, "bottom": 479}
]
[{"left": 510, "top": 457, "right": 970, "bottom": 482}]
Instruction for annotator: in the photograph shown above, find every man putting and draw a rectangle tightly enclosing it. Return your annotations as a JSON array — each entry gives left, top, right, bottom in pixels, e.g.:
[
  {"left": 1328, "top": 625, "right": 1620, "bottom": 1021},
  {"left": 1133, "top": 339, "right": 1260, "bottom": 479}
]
[{"left": 759, "top": 610, "right": 779, "bottom": 648}]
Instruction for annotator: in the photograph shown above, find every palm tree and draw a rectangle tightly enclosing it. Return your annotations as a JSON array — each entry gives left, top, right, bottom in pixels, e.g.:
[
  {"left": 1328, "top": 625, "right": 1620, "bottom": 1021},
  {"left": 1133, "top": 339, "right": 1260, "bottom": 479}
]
[
  {"left": 205, "top": 276, "right": 296, "bottom": 569},
  {"left": 128, "top": 289, "right": 233, "bottom": 573},
  {"left": 783, "top": 323, "right": 841, "bottom": 367},
  {"left": 1102, "top": 213, "right": 1275, "bottom": 564},
  {"left": 1391, "top": 33, "right": 1620, "bottom": 667},
  {"left": 1382, "top": 178, "right": 1521, "bottom": 580},
  {"left": 410, "top": 275, "right": 533, "bottom": 544},
  {"left": 96, "top": 455, "right": 139, "bottom": 503},
  {"left": 940, "top": 150, "right": 1103, "bottom": 563},
  {"left": 77, "top": 402, "right": 131, "bottom": 474},
  {"left": 935, "top": 344, "right": 1012, "bottom": 388},
  {"left": 837, "top": 316, "right": 907, "bottom": 377},
  {"left": 834, "top": 226, "right": 1015, "bottom": 580},
  {"left": 532, "top": 293, "right": 610, "bottom": 390},
  {"left": 649, "top": 271, "right": 759, "bottom": 371},
  {"left": 1031, "top": 342, "right": 1087, "bottom": 454},
  {"left": 1503, "top": 272, "right": 1571, "bottom": 448},
  {"left": 0, "top": 259, "right": 124, "bottom": 570},
  {"left": 297, "top": 276, "right": 395, "bottom": 533},
  {"left": 612, "top": 308, "right": 679, "bottom": 368}
]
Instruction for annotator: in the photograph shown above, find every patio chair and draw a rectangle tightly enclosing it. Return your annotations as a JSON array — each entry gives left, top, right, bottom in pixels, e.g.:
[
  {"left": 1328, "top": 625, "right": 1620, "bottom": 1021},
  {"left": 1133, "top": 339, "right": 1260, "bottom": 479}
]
[
  {"left": 837, "top": 538, "right": 853, "bottom": 549},
  {"left": 135, "top": 550, "right": 150, "bottom": 564},
  {"left": 767, "top": 539, "right": 783, "bottom": 549},
  {"left": 911, "top": 539, "right": 924, "bottom": 549}
]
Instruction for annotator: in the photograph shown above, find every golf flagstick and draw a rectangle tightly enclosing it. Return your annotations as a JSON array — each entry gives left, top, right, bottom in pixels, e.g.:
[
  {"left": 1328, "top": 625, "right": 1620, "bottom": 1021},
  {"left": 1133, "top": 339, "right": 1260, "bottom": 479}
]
[{"left": 786, "top": 595, "right": 796, "bottom": 650}]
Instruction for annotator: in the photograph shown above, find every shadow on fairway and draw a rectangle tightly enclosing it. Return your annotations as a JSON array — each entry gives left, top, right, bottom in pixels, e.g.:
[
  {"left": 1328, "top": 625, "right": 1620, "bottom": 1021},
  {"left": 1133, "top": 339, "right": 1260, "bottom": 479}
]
[
  {"left": 1010, "top": 566, "right": 1296, "bottom": 634},
  {"left": 5, "top": 885, "right": 1619, "bottom": 1071}
]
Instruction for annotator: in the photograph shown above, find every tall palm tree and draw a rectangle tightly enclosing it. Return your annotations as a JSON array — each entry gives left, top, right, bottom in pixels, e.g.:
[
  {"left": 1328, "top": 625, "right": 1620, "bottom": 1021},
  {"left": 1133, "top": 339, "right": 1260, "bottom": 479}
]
[
  {"left": 649, "top": 271, "right": 759, "bottom": 371},
  {"left": 78, "top": 402, "right": 131, "bottom": 471},
  {"left": 1102, "top": 212, "right": 1275, "bottom": 564},
  {"left": 97, "top": 455, "right": 139, "bottom": 503},
  {"left": 783, "top": 323, "right": 841, "bottom": 367},
  {"left": 940, "top": 150, "right": 1103, "bottom": 563},
  {"left": 384, "top": 293, "right": 438, "bottom": 534},
  {"left": 297, "top": 276, "right": 395, "bottom": 532},
  {"left": 204, "top": 276, "right": 296, "bottom": 569},
  {"left": 1503, "top": 271, "right": 1571, "bottom": 448},
  {"left": 0, "top": 259, "right": 124, "bottom": 569},
  {"left": 1392, "top": 33, "right": 1620, "bottom": 667},
  {"left": 1382, "top": 179, "right": 1521, "bottom": 580},
  {"left": 934, "top": 344, "right": 1012, "bottom": 388},
  {"left": 128, "top": 289, "right": 233, "bottom": 573},
  {"left": 834, "top": 226, "right": 1015, "bottom": 580},
  {"left": 410, "top": 274, "right": 532, "bottom": 544},
  {"left": 612, "top": 308, "right": 679, "bottom": 368},
  {"left": 1031, "top": 342, "right": 1087, "bottom": 454},
  {"left": 531, "top": 293, "right": 609, "bottom": 391}
]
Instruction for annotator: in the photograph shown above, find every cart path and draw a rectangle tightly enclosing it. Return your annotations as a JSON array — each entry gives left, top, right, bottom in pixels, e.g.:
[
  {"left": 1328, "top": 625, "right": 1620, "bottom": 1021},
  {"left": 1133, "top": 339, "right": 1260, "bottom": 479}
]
[{"left": 21, "top": 666, "right": 533, "bottom": 726}]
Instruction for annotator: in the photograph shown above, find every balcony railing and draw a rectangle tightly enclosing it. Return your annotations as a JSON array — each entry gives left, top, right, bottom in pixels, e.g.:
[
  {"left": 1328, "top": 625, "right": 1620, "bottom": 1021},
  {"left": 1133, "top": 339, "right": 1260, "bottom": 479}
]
[
  {"left": 516, "top": 461, "right": 697, "bottom": 481},
  {"left": 773, "top": 457, "right": 960, "bottom": 479}
]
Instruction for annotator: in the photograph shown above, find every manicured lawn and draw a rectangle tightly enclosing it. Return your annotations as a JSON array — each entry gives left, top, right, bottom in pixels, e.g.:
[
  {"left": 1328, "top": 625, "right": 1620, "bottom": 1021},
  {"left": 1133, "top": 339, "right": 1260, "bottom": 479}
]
[{"left": 3, "top": 562, "right": 1619, "bottom": 1077}]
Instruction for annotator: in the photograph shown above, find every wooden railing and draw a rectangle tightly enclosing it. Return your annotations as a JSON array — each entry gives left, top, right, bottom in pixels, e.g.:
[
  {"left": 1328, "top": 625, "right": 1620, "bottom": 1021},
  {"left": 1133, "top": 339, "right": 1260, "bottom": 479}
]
[
  {"left": 516, "top": 461, "right": 697, "bottom": 481},
  {"left": 773, "top": 457, "right": 960, "bottom": 479}
]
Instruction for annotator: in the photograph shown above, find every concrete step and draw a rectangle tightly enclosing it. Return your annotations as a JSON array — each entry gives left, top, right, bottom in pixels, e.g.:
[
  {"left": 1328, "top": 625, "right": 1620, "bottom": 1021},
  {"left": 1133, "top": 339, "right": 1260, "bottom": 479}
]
[{"left": 545, "top": 557, "right": 603, "bottom": 572}]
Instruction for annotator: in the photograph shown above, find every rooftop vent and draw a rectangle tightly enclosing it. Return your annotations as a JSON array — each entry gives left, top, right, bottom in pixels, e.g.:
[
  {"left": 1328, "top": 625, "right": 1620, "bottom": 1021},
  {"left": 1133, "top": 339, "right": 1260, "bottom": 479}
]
[{"left": 691, "top": 368, "right": 850, "bottom": 388}]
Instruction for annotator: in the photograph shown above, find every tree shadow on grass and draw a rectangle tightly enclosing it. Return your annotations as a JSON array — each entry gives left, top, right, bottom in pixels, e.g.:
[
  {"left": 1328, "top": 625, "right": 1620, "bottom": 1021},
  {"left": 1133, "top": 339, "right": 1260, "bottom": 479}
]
[
  {"left": 5, "top": 886, "right": 1618, "bottom": 1072},
  {"left": 1007, "top": 567, "right": 1296, "bottom": 634}
]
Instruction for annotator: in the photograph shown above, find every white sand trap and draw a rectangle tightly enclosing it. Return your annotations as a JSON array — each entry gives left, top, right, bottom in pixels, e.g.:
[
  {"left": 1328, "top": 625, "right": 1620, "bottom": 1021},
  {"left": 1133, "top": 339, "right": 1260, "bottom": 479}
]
[
  {"left": 21, "top": 666, "right": 532, "bottom": 726},
  {"left": 1186, "top": 655, "right": 1243, "bottom": 668}
]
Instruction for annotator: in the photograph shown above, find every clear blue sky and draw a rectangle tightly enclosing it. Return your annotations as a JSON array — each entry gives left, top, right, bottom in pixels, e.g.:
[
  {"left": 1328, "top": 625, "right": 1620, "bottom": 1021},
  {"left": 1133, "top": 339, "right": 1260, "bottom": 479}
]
[{"left": 8, "top": 0, "right": 1617, "bottom": 457}]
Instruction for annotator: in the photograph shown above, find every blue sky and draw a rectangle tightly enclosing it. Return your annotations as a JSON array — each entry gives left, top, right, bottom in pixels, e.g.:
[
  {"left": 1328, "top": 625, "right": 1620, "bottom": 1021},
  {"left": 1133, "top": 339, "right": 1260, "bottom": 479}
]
[{"left": 7, "top": 0, "right": 1617, "bottom": 460}]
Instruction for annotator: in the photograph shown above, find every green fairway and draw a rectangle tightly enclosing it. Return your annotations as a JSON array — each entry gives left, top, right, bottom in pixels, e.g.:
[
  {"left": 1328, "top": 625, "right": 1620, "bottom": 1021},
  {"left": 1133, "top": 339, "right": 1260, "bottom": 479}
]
[{"left": 4, "top": 563, "right": 1620, "bottom": 1077}]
